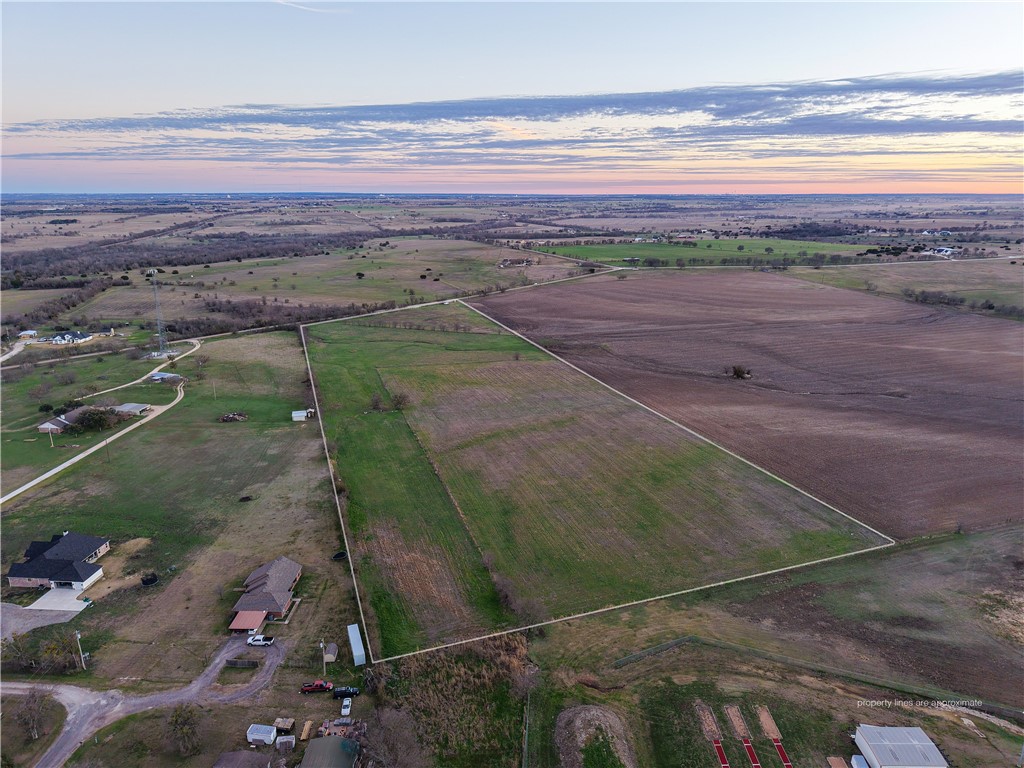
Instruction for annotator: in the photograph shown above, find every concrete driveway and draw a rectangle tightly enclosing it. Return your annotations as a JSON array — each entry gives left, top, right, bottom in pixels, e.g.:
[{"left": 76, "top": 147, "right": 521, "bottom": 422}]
[
  {"left": 1, "top": 603, "right": 80, "bottom": 640},
  {"left": 26, "top": 588, "right": 90, "bottom": 612}
]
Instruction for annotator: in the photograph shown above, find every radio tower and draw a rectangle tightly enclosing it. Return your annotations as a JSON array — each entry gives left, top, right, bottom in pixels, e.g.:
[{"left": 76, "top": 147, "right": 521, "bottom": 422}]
[{"left": 146, "top": 270, "right": 169, "bottom": 355}]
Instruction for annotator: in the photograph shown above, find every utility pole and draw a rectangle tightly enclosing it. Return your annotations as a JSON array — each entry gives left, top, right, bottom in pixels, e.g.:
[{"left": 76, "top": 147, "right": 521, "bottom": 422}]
[
  {"left": 319, "top": 639, "right": 326, "bottom": 679},
  {"left": 75, "top": 630, "right": 87, "bottom": 670}
]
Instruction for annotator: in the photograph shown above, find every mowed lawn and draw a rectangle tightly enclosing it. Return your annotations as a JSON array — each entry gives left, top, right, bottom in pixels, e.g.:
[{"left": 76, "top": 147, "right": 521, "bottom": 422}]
[
  {"left": 548, "top": 238, "right": 863, "bottom": 266},
  {"left": 306, "top": 304, "right": 888, "bottom": 656}
]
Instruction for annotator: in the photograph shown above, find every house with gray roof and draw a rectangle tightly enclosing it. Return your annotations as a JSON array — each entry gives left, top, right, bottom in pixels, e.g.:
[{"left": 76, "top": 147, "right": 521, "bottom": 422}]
[{"left": 7, "top": 532, "right": 110, "bottom": 590}]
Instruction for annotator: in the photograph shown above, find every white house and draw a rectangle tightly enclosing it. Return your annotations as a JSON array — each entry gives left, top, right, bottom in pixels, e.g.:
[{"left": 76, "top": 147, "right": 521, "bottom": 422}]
[{"left": 51, "top": 331, "right": 93, "bottom": 345}]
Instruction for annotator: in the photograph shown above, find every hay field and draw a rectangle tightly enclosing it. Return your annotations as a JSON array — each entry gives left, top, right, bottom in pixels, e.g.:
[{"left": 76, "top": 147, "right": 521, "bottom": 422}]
[
  {"left": 474, "top": 270, "right": 1024, "bottom": 538},
  {"left": 788, "top": 258, "right": 1024, "bottom": 309},
  {"left": 1, "top": 288, "right": 72, "bottom": 316},
  {"left": 306, "top": 304, "right": 887, "bottom": 656},
  {"left": 1, "top": 211, "right": 201, "bottom": 253}
]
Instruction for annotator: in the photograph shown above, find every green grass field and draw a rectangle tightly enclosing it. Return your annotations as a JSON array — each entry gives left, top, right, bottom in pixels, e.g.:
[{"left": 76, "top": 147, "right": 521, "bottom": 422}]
[
  {"left": 306, "top": 303, "right": 888, "bottom": 657},
  {"left": 1, "top": 347, "right": 191, "bottom": 487},
  {"left": 1, "top": 332, "right": 312, "bottom": 598},
  {"left": 546, "top": 239, "right": 863, "bottom": 267},
  {"left": 787, "top": 259, "right": 1024, "bottom": 311}
]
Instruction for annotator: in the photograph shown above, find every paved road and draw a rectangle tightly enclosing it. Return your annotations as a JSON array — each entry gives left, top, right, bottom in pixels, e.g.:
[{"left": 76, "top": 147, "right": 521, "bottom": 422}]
[{"left": 0, "top": 635, "right": 286, "bottom": 768}]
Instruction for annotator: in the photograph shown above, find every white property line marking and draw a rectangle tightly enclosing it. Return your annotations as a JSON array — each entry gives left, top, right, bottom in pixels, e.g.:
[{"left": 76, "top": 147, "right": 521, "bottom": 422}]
[
  {"left": 299, "top": 325, "right": 376, "bottom": 664},
  {"left": 299, "top": 282, "right": 896, "bottom": 664}
]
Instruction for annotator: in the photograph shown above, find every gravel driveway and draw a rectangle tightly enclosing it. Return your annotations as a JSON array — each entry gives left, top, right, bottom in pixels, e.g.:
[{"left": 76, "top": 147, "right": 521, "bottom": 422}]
[
  {"left": 1, "top": 602, "right": 80, "bottom": 640},
  {"left": 1, "top": 635, "right": 287, "bottom": 768}
]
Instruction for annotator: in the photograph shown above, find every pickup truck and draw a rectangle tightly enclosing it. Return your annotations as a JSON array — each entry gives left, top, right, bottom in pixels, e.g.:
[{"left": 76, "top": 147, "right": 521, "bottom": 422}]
[
  {"left": 246, "top": 635, "right": 274, "bottom": 647},
  {"left": 301, "top": 680, "right": 334, "bottom": 694}
]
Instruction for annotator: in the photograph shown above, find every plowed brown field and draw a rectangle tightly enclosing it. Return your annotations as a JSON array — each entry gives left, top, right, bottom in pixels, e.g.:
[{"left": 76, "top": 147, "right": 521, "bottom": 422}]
[{"left": 473, "top": 270, "right": 1023, "bottom": 538}]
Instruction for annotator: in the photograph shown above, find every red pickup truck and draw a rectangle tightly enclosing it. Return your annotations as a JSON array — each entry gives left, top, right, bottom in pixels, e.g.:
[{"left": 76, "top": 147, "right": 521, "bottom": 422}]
[{"left": 301, "top": 680, "right": 334, "bottom": 694}]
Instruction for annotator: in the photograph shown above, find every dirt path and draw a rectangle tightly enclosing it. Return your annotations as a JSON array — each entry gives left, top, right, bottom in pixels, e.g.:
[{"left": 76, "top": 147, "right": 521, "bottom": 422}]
[
  {"left": 0, "top": 635, "right": 285, "bottom": 768},
  {"left": 0, "top": 340, "right": 28, "bottom": 363},
  {"left": 555, "top": 705, "right": 639, "bottom": 768}
]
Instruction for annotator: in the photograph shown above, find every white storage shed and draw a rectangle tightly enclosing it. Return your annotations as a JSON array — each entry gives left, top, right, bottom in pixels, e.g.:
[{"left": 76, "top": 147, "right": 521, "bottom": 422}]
[
  {"left": 246, "top": 724, "right": 277, "bottom": 746},
  {"left": 347, "top": 623, "right": 365, "bottom": 667}
]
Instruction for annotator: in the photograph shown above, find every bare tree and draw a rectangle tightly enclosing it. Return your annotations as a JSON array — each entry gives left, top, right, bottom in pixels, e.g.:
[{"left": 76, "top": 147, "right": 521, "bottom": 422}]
[
  {"left": 14, "top": 690, "right": 46, "bottom": 741},
  {"left": 390, "top": 392, "right": 410, "bottom": 410},
  {"left": 369, "top": 392, "right": 383, "bottom": 411},
  {"left": 165, "top": 703, "right": 202, "bottom": 756},
  {"left": 363, "top": 708, "right": 428, "bottom": 768}
]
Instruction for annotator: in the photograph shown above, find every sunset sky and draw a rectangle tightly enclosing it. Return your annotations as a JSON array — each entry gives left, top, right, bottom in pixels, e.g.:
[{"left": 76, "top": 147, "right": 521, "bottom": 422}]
[{"left": 2, "top": 1, "right": 1022, "bottom": 194}]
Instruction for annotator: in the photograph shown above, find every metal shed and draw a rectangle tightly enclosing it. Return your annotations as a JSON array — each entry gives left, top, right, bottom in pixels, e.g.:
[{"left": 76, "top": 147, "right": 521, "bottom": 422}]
[
  {"left": 347, "top": 623, "right": 365, "bottom": 667},
  {"left": 854, "top": 725, "right": 948, "bottom": 768},
  {"left": 323, "top": 642, "right": 338, "bottom": 663}
]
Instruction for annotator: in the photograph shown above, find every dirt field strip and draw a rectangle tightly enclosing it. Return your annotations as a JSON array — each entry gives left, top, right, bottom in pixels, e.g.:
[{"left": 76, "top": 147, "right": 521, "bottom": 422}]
[
  {"left": 458, "top": 299, "right": 895, "bottom": 546},
  {"left": 695, "top": 700, "right": 723, "bottom": 740},
  {"left": 724, "top": 705, "right": 763, "bottom": 768},
  {"left": 299, "top": 324, "right": 376, "bottom": 664},
  {"left": 757, "top": 706, "right": 794, "bottom": 768}
]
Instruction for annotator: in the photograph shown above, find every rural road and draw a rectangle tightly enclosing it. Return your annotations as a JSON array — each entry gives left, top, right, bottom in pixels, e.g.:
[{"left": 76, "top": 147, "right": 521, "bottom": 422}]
[
  {"left": 0, "top": 635, "right": 286, "bottom": 768},
  {"left": 0, "top": 340, "right": 201, "bottom": 506},
  {"left": 0, "top": 340, "right": 28, "bottom": 363}
]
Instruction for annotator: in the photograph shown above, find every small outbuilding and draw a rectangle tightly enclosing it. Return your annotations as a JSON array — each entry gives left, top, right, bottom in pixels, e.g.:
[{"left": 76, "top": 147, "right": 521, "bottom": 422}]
[
  {"left": 323, "top": 642, "right": 338, "bottom": 663},
  {"left": 246, "top": 723, "right": 277, "bottom": 746},
  {"left": 291, "top": 410, "right": 308, "bottom": 422},
  {"left": 112, "top": 403, "right": 151, "bottom": 417},
  {"left": 854, "top": 725, "right": 948, "bottom": 768},
  {"left": 300, "top": 736, "right": 359, "bottom": 768},
  {"left": 347, "top": 623, "right": 365, "bottom": 667},
  {"left": 18, "top": 330, "right": 38, "bottom": 339}
]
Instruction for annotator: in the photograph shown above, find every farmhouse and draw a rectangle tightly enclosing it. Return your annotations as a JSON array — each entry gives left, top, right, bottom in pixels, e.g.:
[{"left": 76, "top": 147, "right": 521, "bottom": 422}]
[
  {"left": 229, "top": 556, "right": 302, "bottom": 631},
  {"left": 51, "top": 331, "right": 93, "bottom": 345},
  {"left": 854, "top": 725, "right": 948, "bottom": 768},
  {"left": 7, "top": 531, "right": 110, "bottom": 590},
  {"left": 37, "top": 406, "right": 91, "bottom": 434}
]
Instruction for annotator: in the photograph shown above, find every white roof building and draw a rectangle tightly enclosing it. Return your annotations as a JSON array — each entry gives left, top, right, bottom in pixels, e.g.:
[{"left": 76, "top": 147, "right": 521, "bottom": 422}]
[
  {"left": 246, "top": 724, "right": 278, "bottom": 746},
  {"left": 854, "top": 725, "right": 948, "bottom": 768}
]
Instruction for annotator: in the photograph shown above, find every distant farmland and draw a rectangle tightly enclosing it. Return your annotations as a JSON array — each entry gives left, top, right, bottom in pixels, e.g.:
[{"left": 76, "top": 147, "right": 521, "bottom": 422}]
[
  {"left": 474, "top": 270, "right": 1024, "bottom": 538},
  {"left": 788, "top": 258, "right": 1024, "bottom": 314},
  {"left": 305, "top": 304, "right": 888, "bottom": 657},
  {"left": 545, "top": 238, "right": 863, "bottom": 266},
  {"left": 55, "top": 239, "right": 579, "bottom": 326}
]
